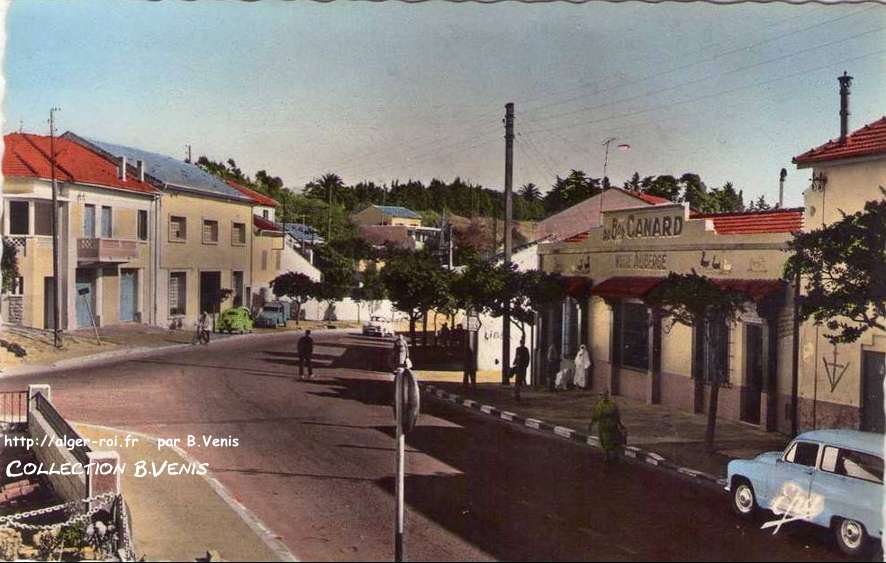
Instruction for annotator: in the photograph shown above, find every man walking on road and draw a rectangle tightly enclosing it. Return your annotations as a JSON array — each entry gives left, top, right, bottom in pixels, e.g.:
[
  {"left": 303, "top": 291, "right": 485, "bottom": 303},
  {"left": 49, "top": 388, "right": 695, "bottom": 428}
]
[
  {"left": 513, "top": 337, "right": 530, "bottom": 401},
  {"left": 297, "top": 330, "right": 314, "bottom": 380}
]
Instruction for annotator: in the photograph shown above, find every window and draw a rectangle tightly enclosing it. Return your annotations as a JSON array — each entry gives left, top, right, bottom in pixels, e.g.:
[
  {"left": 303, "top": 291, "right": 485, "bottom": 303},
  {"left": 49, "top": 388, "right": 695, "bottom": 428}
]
[
  {"left": 169, "top": 272, "right": 187, "bottom": 316},
  {"left": 784, "top": 441, "right": 819, "bottom": 467},
  {"left": 231, "top": 222, "right": 246, "bottom": 245},
  {"left": 34, "top": 202, "right": 52, "bottom": 236},
  {"left": 695, "top": 315, "right": 730, "bottom": 384},
  {"left": 275, "top": 250, "right": 281, "bottom": 271},
  {"left": 100, "top": 206, "right": 112, "bottom": 238},
  {"left": 232, "top": 271, "right": 244, "bottom": 307},
  {"left": 8, "top": 201, "right": 29, "bottom": 235},
  {"left": 138, "top": 210, "right": 148, "bottom": 241},
  {"left": 262, "top": 210, "right": 269, "bottom": 220},
  {"left": 202, "top": 220, "right": 219, "bottom": 244},
  {"left": 83, "top": 204, "right": 96, "bottom": 238},
  {"left": 614, "top": 302, "right": 649, "bottom": 371},
  {"left": 169, "top": 216, "right": 186, "bottom": 241},
  {"left": 821, "top": 446, "right": 883, "bottom": 484},
  {"left": 261, "top": 250, "right": 268, "bottom": 271}
]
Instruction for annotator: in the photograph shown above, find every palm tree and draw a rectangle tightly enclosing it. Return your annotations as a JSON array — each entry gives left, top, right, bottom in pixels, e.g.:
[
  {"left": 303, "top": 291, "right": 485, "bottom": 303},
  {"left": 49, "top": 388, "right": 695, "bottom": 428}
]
[{"left": 518, "top": 182, "right": 541, "bottom": 202}]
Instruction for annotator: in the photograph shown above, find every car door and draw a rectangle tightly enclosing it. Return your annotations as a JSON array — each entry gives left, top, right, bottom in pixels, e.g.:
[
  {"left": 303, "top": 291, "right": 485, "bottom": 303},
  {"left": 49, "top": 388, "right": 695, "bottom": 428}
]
[
  {"left": 768, "top": 441, "right": 819, "bottom": 514},
  {"left": 812, "top": 446, "right": 883, "bottom": 532}
]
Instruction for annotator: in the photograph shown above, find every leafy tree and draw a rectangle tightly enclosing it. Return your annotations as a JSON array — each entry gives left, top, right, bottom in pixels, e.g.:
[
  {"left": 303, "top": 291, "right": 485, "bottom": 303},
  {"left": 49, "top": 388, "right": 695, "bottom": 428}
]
[
  {"left": 271, "top": 272, "right": 317, "bottom": 324},
  {"left": 519, "top": 182, "right": 541, "bottom": 202},
  {"left": 1, "top": 240, "right": 19, "bottom": 293},
  {"left": 680, "top": 173, "right": 709, "bottom": 210},
  {"left": 623, "top": 172, "right": 642, "bottom": 192},
  {"left": 544, "top": 169, "right": 603, "bottom": 214},
  {"left": 784, "top": 191, "right": 886, "bottom": 344},
  {"left": 747, "top": 195, "right": 771, "bottom": 212},
  {"left": 646, "top": 272, "right": 748, "bottom": 452},
  {"left": 707, "top": 182, "right": 744, "bottom": 213},
  {"left": 381, "top": 250, "right": 451, "bottom": 344}
]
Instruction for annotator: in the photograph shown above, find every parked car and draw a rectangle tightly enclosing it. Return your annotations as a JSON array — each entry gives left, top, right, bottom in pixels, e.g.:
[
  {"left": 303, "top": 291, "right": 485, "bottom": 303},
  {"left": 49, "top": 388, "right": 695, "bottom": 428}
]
[
  {"left": 726, "top": 429, "right": 883, "bottom": 556},
  {"left": 254, "top": 302, "right": 290, "bottom": 328},
  {"left": 362, "top": 315, "right": 394, "bottom": 337},
  {"left": 217, "top": 307, "right": 254, "bottom": 334}
]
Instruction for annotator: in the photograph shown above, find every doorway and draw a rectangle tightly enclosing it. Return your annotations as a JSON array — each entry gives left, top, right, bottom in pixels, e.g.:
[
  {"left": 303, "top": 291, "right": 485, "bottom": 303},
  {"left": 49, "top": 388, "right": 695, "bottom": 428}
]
[
  {"left": 861, "top": 351, "right": 885, "bottom": 433},
  {"left": 199, "top": 271, "right": 222, "bottom": 315},
  {"left": 75, "top": 270, "right": 96, "bottom": 329},
  {"left": 741, "top": 324, "right": 764, "bottom": 425},
  {"left": 119, "top": 269, "right": 138, "bottom": 322},
  {"left": 43, "top": 277, "right": 55, "bottom": 330}
]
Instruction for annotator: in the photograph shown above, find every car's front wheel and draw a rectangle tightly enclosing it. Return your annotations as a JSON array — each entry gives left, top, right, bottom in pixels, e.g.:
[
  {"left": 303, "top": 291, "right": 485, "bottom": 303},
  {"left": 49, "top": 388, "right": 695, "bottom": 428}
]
[
  {"left": 731, "top": 478, "right": 757, "bottom": 518},
  {"left": 835, "top": 517, "right": 869, "bottom": 557}
]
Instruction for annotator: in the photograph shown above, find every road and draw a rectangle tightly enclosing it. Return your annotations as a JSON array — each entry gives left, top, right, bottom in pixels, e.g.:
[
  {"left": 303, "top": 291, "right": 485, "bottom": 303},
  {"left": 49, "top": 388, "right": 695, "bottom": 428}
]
[{"left": 0, "top": 331, "right": 866, "bottom": 561}]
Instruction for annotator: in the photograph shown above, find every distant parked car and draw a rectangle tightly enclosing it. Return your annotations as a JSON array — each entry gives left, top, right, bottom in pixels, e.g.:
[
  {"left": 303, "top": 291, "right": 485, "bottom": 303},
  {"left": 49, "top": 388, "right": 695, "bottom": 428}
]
[
  {"left": 727, "top": 429, "right": 883, "bottom": 556},
  {"left": 362, "top": 315, "right": 394, "bottom": 337},
  {"left": 217, "top": 307, "right": 254, "bottom": 334},
  {"left": 254, "top": 302, "right": 290, "bottom": 328}
]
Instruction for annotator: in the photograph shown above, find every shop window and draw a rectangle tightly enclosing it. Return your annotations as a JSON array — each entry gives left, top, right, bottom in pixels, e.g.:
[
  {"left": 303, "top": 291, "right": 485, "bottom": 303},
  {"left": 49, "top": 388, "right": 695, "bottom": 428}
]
[
  {"left": 614, "top": 302, "right": 649, "bottom": 371},
  {"left": 694, "top": 315, "right": 730, "bottom": 384},
  {"left": 169, "top": 272, "right": 187, "bottom": 316},
  {"left": 203, "top": 220, "right": 219, "bottom": 244},
  {"left": 138, "top": 210, "right": 148, "bottom": 241},
  {"left": 34, "top": 202, "right": 53, "bottom": 236},
  {"left": 8, "top": 201, "right": 29, "bottom": 235}
]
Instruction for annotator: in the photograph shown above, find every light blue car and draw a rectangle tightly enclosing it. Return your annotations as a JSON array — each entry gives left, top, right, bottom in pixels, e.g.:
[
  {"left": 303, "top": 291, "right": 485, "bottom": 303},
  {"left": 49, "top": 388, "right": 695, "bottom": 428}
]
[{"left": 727, "top": 429, "right": 883, "bottom": 556}]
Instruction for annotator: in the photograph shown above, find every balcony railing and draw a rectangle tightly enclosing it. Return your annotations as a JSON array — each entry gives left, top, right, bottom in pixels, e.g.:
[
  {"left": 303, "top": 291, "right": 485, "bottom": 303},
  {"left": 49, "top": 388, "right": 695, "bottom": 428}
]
[{"left": 77, "top": 238, "right": 138, "bottom": 264}]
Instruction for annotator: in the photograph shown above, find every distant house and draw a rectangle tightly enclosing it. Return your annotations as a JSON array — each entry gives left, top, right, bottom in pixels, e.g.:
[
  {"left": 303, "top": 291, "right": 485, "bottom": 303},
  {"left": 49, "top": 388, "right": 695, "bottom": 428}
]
[{"left": 350, "top": 204, "right": 440, "bottom": 251}]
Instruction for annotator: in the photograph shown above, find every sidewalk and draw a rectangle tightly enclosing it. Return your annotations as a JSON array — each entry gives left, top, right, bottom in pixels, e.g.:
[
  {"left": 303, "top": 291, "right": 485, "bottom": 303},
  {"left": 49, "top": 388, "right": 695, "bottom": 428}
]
[
  {"left": 75, "top": 424, "right": 295, "bottom": 562},
  {"left": 422, "top": 378, "right": 790, "bottom": 479}
]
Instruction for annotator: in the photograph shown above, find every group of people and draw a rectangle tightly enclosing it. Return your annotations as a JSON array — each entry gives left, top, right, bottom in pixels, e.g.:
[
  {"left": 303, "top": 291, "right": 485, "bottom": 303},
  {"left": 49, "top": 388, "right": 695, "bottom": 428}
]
[
  {"left": 437, "top": 322, "right": 466, "bottom": 350},
  {"left": 547, "top": 343, "right": 593, "bottom": 391}
]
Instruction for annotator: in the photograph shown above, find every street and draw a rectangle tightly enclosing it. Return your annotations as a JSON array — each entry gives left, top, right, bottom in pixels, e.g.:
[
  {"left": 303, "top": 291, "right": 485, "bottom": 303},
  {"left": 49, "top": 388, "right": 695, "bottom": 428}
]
[{"left": 0, "top": 332, "right": 864, "bottom": 561}]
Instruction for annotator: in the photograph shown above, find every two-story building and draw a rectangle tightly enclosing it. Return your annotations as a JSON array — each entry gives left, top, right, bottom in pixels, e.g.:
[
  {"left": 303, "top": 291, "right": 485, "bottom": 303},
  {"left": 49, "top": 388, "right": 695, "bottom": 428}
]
[
  {"left": 350, "top": 204, "right": 440, "bottom": 251},
  {"left": 791, "top": 73, "right": 886, "bottom": 433},
  {"left": 2, "top": 132, "right": 160, "bottom": 330}
]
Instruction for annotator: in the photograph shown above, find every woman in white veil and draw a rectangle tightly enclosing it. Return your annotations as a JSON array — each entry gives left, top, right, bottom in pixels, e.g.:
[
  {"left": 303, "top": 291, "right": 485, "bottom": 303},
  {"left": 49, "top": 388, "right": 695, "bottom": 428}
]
[{"left": 574, "top": 344, "right": 592, "bottom": 390}]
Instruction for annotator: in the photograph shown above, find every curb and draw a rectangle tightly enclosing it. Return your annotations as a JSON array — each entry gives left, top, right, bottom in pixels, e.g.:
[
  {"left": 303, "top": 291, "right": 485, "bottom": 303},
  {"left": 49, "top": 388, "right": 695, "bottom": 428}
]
[
  {"left": 1, "top": 327, "right": 353, "bottom": 378},
  {"left": 74, "top": 423, "right": 299, "bottom": 562},
  {"left": 422, "top": 383, "right": 727, "bottom": 489}
]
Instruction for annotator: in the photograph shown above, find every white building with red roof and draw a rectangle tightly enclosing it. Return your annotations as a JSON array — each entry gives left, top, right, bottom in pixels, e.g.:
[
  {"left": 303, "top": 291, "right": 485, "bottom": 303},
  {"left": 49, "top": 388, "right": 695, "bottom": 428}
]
[
  {"left": 791, "top": 73, "right": 886, "bottom": 434},
  {"left": 2, "top": 132, "right": 161, "bottom": 330}
]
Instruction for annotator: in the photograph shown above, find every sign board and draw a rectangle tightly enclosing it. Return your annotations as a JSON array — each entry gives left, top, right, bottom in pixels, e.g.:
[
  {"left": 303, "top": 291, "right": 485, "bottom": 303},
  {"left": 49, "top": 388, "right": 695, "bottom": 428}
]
[{"left": 466, "top": 317, "right": 480, "bottom": 331}]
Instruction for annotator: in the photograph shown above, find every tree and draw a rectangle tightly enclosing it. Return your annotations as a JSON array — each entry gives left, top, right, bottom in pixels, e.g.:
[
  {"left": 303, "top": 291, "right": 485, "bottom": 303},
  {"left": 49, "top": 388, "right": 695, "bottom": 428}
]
[
  {"left": 680, "top": 173, "right": 709, "bottom": 209},
  {"left": 707, "top": 181, "right": 744, "bottom": 213},
  {"left": 352, "top": 263, "right": 387, "bottom": 322},
  {"left": 646, "top": 272, "right": 748, "bottom": 452},
  {"left": 1, "top": 240, "right": 19, "bottom": 293},
  {"left": 381, "top": 250, "right": 451, "bottom": 345},
  {"left": 747, "top": 195, "right": 771, "bottom": 212},
  {"left": 519, "top": 182, "right": 541, "bottom": 202},
  {"left": 271, "top": 272, "right": 317, "bottom": 325},
  {"left": 784, "top": 190, "right": 886, "bottom": 344}
]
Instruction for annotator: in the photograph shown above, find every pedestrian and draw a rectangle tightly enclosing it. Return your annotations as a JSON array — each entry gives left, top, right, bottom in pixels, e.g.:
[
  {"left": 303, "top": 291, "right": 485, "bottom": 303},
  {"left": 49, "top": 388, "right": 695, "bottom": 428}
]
[
  {"left": 590, "top": 390, "right": 627, "bottom": 462},
  {"left": 192, "top": 311, "right": 211, "bottom": 345},
  {"left": 513, "top": 337, "right": 530, "bottom": 401},
  {"left": 574, "top": 344, "right": 592, "bottom": 390},
  {"left": 439, "top": 323, "right": 451, "bottom": 349},
  {"left": 462, "top": 342, "right": 477, "bottom": 389},
  {"left": 546, "top": 342, "right": 560, "bottom": 391},
  {"left": 391, "top": 334, "right": 411, "bottom": 371},
  {"left": 297, "top": 330, "right": 314, "bottom": 380}
]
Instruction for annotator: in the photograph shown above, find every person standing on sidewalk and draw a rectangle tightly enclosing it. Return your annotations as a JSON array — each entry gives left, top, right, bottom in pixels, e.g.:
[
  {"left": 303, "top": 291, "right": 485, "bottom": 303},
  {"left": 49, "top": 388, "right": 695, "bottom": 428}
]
[
  {"left": 574, "top": 344, "right": 592, "bottom": 390},
  {"left": 297, "top": 330, "right": 314, "bottom": 380},
  {"left": 546, "top": 342, "right": 560, "bottom": 392},
  {"left": 513, "top": 337, "right": 530, "bottom": 401},
  {"left": 391, "top": 334, "right": 411, "bottom": 371},
  {"left": 590, "top": 390, "right": 627, "bottom": 462}
]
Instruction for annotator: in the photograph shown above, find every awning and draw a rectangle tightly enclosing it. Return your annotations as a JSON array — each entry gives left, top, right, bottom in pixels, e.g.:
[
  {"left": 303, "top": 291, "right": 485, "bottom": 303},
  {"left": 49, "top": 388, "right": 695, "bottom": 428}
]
[
  {"left": 590, "top": 276, "right": 664, "bottom": 300},
  {"left": 561, "top": 276, "right": 593, "bottom": 299},
  {"left": 712, "top": 279, "right": 788, "bottom": 302}
]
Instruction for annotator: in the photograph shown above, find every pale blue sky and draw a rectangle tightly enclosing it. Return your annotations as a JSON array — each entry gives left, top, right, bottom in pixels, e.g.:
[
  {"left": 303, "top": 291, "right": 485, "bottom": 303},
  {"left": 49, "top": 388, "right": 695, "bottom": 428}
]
[{"left": 5, "top": 1, "right": 886, "bottom": 208}]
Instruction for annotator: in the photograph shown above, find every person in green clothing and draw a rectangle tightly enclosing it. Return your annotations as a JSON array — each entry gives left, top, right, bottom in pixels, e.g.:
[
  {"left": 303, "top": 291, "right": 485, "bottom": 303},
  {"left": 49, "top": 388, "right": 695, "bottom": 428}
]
[{"left": 590, "top": 390, "right": 627, "bottom": 462}]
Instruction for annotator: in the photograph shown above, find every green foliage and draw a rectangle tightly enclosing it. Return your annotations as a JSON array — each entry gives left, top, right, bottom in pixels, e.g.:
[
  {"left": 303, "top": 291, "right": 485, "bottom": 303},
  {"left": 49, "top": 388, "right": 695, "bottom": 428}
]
[
  {"left": 271, "top": 272, "right": 317, "bottom": 305},
  {"left": 544, "top": 170, "right": 602, "bottom": 215},
  {"left": 1, "top": 239, "right": 19, "bottom": 293},
  {"left": 380, "top": 250, "right": 451, "bottom": 340},
  {"left": 747, "top": 195, "right": 771, "bottom": 211},
  {"left": 353, "top": 262, "right": 387, "bottom": 303},
  {"left": 784, "top": 190, "right": 886, "bottom": 344},
  {"left": 646, "top": 272, "right": 748, "bottom": 327}
]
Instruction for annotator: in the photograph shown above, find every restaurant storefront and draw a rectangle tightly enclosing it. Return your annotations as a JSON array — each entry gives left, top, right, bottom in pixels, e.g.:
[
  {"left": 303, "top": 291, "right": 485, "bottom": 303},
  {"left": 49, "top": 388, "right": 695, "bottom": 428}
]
[{"left": 538, "top": 202, "right": 804, "bottom": 433}]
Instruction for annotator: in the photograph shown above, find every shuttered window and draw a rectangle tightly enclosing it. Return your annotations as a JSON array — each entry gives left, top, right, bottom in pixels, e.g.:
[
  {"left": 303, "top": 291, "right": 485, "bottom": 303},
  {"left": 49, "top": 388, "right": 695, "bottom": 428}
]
[
  {"left": 231, "top": 222, "right": 246, "bottom": 245},
  {"left": 202, "top": 220, "right": 219, "bottom": 244},
  {"left": 170, "top": 216, "right": 186, "bottom": 241}
]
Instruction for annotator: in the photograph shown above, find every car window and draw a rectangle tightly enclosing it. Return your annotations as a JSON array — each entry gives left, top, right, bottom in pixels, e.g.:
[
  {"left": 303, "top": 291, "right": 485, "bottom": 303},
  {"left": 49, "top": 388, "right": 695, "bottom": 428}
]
[
  {"left": 821, "top": 446, "right": 884, "bottom": 484},
  {"left": 784, "top": 441, "right": 819, "bottom": 467}
]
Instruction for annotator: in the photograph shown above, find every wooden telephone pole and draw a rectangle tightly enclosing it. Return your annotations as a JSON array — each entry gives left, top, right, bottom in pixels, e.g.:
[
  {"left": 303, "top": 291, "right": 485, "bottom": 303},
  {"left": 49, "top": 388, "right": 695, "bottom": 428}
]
[
  {"left": 49, "top": 108, "right": 62, "bottom": 348},
  {"left": 502, "top": 102, "right": 514, "bottom": 385}
]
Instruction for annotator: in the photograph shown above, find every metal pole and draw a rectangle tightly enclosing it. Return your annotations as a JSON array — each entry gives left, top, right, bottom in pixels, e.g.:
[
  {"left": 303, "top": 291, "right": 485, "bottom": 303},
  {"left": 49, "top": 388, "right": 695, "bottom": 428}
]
[
  {"left": 502, "top": 102, "right": 514, "bottom": 385},
  {"left": 394, "top": 371, "right": 405, "bottom": 562},
  {"left": 49, "top": 108, "right": 62, "bottom": 348}
]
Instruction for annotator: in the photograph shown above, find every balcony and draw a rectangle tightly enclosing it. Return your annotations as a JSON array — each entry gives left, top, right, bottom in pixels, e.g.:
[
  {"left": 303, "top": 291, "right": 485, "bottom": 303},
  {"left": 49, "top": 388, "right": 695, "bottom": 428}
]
[{"left": 77, "top": 238, "right": 138, "bottom": 265}]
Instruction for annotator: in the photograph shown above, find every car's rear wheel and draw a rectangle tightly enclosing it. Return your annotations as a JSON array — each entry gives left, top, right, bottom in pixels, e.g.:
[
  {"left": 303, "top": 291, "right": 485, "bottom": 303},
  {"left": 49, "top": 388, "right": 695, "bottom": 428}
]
[
  {"left": 835, "top": 518, "right": 869, "bottom": 557},
  {"left": 731, "top": 478, "right": 757, "bottom": 518}
]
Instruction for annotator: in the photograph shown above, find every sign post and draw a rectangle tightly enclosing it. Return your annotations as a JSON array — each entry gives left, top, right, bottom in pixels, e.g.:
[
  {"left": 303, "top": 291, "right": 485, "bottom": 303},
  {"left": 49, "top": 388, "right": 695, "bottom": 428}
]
[{"left": 393, "top": 368, "right": 420, "bottom": 562}]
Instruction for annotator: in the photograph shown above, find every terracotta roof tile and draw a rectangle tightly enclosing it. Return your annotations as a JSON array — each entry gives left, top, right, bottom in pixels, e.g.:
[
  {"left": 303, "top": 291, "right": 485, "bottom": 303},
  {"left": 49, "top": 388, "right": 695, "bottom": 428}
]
[
  {"left": 3, "top": 133, "right": 158, "bottom": 195},
  {"left": 793, "top": 116, "right": 886, "bottom": 165},
  {"left": 690, "top": 208, "right": 803, "bottom": 235},
  {"left": 226, "top": 179, "right": 280, "bottom": 207}
]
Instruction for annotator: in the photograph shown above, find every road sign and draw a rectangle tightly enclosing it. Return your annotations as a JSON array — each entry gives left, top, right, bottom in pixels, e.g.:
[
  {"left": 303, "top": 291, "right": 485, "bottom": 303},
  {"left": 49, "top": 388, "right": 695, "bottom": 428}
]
[
  {"left": 393, "top": 368, "right": 420, "bottom": 562},
  {"left": 466, "top": 317, "right": 480, "bottom": 332}
]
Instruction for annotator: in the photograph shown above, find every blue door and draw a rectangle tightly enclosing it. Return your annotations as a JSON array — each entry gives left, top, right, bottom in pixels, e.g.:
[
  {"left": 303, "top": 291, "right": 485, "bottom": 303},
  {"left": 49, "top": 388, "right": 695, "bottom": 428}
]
[
  {"left": 75, "top": 270, "right": 95, "bottom": 328},
  {"left": 119, "top": 270, "right": 137, "bottom": 322}
]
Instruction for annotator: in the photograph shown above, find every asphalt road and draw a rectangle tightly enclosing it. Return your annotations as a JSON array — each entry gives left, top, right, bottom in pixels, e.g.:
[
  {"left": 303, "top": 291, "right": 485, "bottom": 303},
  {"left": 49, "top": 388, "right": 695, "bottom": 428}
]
[{"left": 0, "top": 332, "right": 870, "bottom": 561}]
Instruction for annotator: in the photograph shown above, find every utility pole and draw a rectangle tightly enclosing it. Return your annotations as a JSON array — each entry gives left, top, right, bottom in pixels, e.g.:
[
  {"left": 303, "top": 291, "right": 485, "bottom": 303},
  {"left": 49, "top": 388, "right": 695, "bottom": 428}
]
[
  {"left": 502, "top": 102, "right": 514, "bottom": 385},
  {"left": 327, "top": 182, "right": 333, "bottom": 242},
  {"left": 49, "top": 108, "right": 62, "bottom": 348},
  {"left": 185, "top": 144, "right": 192, "bottom": 164}
]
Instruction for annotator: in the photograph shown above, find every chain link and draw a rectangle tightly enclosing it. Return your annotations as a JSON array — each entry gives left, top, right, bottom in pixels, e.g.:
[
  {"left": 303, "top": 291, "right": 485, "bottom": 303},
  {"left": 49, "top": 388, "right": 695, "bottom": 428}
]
[{"left": 0, "top": 492, "right": 117, "bottom": 532}]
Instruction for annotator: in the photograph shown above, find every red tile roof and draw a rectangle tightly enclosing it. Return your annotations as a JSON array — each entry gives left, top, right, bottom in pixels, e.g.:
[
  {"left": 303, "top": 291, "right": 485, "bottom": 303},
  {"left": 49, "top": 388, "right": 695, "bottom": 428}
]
[
  {"left": 793, "top": 116, "right": 886, "bottom": 166},
  {"left": 3, "top": 133, "right": 158, "bottom": 194},
  {"left": 712, "top": 279, "right": 787, "bottom": 302},
  {"left": 226, "top": 180, "right": 279, "bottom": 207},
  {"left": 615, "top": 187, "right": 672, "bottom": 206},
  {"left": 591, "top": 276, "right": 664, "bottom": 300},
  {"left": 690, "top": 208, "right": 804, "bottom": 235},
  {"left": 253, "top": 215, "right": 282, "bottom": 232}
]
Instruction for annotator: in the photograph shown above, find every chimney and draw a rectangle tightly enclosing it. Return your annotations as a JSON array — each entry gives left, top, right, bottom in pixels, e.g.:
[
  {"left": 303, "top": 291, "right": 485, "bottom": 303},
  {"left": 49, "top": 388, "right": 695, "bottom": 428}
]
[
  {"left": 118, "top": 156, "right": 127, "bottom": 180},
  {"left": 778, "top": 168, "right": 787, "bottom": 208},
  {"left": 136, "top": 159, "right": 145, "bottom": 182},
  {"left": 838, "top": 71, "right": 853, "bottom": 144}
]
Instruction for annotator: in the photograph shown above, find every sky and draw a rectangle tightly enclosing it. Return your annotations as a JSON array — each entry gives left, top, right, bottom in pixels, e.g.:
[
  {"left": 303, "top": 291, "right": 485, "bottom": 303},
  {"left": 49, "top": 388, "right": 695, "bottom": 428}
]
[{"left": 4, "top": 1, "right": 886, "bottom": 209}]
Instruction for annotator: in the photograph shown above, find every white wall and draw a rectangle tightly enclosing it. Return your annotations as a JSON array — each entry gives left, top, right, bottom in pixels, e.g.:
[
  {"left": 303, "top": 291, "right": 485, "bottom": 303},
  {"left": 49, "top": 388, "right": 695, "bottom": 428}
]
[{"left": 301, "top": 297, "right": 407, "bottom": 323}]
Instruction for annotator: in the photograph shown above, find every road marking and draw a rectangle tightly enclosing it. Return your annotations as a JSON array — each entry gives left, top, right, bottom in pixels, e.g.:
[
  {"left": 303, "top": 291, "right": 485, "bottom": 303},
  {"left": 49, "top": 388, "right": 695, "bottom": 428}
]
[
  {"left": 480, "top": 405, "right": 495, "bottom": 414},
  {"left": 553, "top": 426, "right": 574, "bottom": 439},
  {"left": 500, "top": 411, "right": 516, "bottom": 421},
  {"left": 524, "top": 418, "right": 543, "bottom": 429}
]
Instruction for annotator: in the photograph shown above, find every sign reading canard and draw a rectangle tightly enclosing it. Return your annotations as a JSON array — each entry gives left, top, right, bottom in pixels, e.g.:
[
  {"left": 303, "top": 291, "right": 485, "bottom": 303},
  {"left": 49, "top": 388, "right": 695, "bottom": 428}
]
[{"left": 602, "top": 205, "right": 687, "bottom": 242}]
